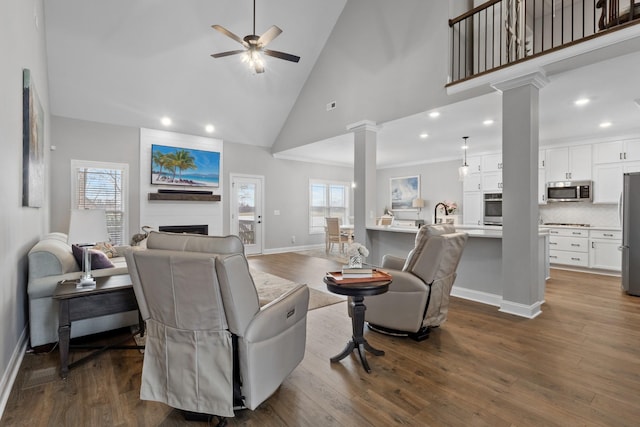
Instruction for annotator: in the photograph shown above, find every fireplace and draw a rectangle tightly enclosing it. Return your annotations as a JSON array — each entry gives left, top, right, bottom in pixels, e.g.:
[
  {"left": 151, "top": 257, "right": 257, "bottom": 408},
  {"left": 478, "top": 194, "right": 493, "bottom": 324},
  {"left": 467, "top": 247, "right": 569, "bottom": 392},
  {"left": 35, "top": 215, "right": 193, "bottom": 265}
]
[{"left": 158, "top": 224, "right": 208, "bottom": 235}]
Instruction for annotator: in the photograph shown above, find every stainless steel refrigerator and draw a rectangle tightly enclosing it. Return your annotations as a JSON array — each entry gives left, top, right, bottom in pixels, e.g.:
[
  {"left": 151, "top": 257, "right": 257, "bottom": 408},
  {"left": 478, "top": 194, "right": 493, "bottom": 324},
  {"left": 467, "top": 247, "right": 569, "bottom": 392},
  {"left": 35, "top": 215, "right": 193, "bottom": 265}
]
[{"left": 622, "top": 172, "right": 640, "bottom": 296}]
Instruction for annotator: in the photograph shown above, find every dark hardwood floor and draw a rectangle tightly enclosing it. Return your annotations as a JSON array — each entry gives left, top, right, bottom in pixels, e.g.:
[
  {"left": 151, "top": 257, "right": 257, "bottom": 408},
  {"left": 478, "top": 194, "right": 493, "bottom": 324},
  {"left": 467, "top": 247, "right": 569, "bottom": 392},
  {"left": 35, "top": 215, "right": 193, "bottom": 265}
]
[{"left": 3, "top": 252, "right": 640, "bottom": 426}]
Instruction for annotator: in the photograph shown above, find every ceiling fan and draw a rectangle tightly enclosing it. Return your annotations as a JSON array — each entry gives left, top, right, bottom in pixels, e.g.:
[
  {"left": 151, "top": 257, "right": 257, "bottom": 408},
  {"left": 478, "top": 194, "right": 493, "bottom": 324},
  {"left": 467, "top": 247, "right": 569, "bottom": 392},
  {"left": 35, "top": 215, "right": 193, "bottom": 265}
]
[{"left": 210, "top": 0, "right": 300, "bottom": 73}]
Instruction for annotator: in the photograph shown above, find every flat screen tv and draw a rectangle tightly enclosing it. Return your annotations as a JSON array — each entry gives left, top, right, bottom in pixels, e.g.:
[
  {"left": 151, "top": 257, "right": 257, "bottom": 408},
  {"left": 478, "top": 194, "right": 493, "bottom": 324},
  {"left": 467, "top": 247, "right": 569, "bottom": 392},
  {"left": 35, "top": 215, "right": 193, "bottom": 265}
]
[{"left": 151, "top": 144, "right": 220, "bottom": 188}]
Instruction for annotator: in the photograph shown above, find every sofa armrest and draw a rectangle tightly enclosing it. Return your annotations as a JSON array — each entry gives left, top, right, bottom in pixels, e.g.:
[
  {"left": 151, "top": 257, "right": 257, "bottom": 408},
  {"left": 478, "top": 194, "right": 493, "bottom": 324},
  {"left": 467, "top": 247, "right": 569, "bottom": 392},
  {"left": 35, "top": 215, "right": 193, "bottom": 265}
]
[
  {"left": 243, "top": 285, "right": 309, "bottom": 343},
  {"left": 381, "top": 255, "right": 406, "bottom": 270},
  {"left": 28, "top": 272, "right": 84, "bottom": 299}
]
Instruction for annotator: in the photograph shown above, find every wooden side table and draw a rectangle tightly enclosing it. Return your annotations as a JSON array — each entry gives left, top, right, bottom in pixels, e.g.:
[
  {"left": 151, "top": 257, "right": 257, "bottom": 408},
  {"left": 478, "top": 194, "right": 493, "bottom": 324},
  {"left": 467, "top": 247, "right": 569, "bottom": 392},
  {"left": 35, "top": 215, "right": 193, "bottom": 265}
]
[
  {"left": 324, "top": 275, "right": 391, "bottom": 373},
  {"left": 53, "top": 274, "right": 143, "bottom": 379}
]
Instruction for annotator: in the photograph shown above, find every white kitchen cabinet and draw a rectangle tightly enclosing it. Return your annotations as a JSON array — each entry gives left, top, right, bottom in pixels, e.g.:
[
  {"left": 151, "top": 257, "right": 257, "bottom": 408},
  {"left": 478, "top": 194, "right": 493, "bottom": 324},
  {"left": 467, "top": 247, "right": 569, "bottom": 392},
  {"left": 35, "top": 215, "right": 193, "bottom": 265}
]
[
  {"left": 592, "top": 161, "right": 640, "bottom": 204},
  {"left": 482, "top": 171, "right": 503, "bottom": 192},
  {"left": 539, "top": 149, "right": 546, "bottom": 169},
  {"left": 463, "top": 174, "right": 482, "bottom": 192},
  {"left": 538, "top": 169, "right": 546, "bottom": 204},
  {"left": 593, "top": 139, "right": 640, "bottom": 164},
  {"left": 548, "top": 228, "right": 589, "bottom": 268},
  {"left": 593, "top": 163, "right": 623, "bottom": 204},
  {"left": 467, "top": 155, "right": 482, "bottom": 174},
  {"left": 482, "top": 153, "right": 503, "bottom": 172},
  {"left": 462, "top": 192, "right": 483, "bottom": 226},
  {"left": 589, "top": 230, "right": 622, "bottom": 271},
  {"left": 545, "top": 145, "right": 592, "bottom": 181}
]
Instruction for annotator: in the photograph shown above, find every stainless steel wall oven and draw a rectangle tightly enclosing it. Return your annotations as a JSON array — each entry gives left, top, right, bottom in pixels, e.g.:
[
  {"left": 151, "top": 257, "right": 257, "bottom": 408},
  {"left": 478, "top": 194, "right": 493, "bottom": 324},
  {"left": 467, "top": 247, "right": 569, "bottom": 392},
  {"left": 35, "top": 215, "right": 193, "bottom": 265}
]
[{"left": 483, "top": 192, "right": 502, "bottom": 225}]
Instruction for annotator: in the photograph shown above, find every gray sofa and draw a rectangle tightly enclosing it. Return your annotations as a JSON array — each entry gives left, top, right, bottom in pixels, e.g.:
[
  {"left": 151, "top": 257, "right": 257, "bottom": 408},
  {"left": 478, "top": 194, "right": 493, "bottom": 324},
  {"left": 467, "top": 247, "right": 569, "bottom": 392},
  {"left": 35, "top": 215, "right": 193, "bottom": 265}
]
[{"left": 27, "top": 232, "right": 139, "bottom": 347}]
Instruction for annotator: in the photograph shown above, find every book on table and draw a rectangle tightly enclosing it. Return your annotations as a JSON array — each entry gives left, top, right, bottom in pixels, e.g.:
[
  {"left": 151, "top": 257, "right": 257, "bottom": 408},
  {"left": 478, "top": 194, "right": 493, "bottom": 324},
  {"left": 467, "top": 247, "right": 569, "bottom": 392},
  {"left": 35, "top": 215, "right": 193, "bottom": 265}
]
[
  {"left": 326, "top": 270, "right": 392, "bottom": 284},
  {"left": 342, "top": 266, "right": 373, "bottom": 275},
  {"left": 342, "top": 266, "right": 373, "bottom": 278}
]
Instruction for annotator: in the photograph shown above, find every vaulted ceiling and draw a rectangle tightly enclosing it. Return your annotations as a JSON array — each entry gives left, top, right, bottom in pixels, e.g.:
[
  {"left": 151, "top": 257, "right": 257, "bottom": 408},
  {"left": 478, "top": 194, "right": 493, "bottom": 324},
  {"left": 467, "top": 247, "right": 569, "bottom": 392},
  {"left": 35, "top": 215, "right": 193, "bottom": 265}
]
[
  {"left": 44, "top": 2, "right": 640, "bottom": 168},
  {"left": 44, "top": 0, "right": 347, "bottom": 147}
]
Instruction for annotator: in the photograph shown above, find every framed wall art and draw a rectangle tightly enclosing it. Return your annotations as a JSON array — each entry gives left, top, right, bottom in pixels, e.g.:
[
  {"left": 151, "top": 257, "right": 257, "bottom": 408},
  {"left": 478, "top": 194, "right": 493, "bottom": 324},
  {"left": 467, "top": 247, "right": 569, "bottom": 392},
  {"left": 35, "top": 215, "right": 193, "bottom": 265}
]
[
  {"left": 22, "top": 69, "right": 45, "bottom": 208},
  {"left": 151, "top": 144, "right": 220, "bottom": 187},
  {"left": 390, "top": 175, "right": 420, "bottom": 211}
]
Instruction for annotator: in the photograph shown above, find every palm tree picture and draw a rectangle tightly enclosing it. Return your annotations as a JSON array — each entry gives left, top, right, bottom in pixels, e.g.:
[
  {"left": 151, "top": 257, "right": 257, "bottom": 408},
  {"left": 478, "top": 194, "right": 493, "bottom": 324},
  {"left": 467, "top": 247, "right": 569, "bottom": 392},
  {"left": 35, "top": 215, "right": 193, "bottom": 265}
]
[{"left": 150, "top": 144, "right": 220, "bottom": 187}]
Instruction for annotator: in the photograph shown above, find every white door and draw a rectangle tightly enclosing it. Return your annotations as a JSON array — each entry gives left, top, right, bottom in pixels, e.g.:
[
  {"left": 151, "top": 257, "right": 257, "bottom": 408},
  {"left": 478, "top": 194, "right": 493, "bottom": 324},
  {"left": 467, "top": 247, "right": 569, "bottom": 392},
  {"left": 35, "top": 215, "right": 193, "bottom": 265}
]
[{"left": 230, "top": 174, "right": 264, "bottom": 255}]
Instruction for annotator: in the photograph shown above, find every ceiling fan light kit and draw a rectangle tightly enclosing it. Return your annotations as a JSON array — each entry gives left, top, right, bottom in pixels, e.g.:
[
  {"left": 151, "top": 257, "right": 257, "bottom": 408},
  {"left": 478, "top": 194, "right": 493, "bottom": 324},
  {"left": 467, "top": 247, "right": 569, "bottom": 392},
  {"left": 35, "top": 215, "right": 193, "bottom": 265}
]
[{"left": 211, "top": 0, "right": 300, "bottom": 74}]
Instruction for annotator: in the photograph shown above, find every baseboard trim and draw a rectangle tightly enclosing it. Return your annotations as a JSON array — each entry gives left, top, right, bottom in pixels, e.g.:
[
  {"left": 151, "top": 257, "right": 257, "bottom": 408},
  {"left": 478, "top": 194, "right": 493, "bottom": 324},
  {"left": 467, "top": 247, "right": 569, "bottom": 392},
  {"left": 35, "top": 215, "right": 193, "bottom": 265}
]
[
  {"left": 451, "top": 286, "right": 502, "bottom": 307},
  {"left": 262, "top": 244, "right": 325, "bottom": 255},
  {"left": 451, "top": 286, "right": 543, "bottom": 319},
  {"left": 0, "top": 326, "right": 28, "bottom": 418},
  {"left": 499, "top": 300, "right": 543, "bottom": 319}
]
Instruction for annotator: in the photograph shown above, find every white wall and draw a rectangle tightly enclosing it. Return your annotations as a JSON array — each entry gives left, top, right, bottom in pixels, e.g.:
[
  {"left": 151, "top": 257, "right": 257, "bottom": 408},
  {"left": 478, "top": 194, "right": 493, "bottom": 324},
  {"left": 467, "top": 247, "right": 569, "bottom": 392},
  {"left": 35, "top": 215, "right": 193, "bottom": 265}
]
[
  {"left": 139, "top": 128, "right": 224, "bottom": 236},
  {"left": 48, "top": 117, "right": 354, "bottom": 251},
  {"left": 273, "top": 0, "right": 480, "bottom": 153},
  {"left": 0, "top": 0, "right": 50, "bottom": 413},
  {"left": 376, "top": 160, "right": 463, "bottom": 224},
  {"left": 223, "top": 141, "right": 353, "bottom": 250},
  {"left": 49, "top": 116, "right": 141, "bottom": 235}
]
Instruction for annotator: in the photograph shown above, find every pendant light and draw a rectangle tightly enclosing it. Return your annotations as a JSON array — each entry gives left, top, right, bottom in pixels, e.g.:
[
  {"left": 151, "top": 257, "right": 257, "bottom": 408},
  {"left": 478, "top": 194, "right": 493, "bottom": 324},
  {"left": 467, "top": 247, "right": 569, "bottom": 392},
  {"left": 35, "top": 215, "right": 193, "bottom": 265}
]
[{"left": 458, "top": 136, "right": 469, "bottom": 181}]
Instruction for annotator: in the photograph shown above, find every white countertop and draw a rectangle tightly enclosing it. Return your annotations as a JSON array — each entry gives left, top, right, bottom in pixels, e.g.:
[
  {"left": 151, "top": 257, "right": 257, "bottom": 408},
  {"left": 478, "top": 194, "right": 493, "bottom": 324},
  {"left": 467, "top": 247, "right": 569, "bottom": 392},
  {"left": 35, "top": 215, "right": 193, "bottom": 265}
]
[
  {"left": 541, "top": 224, "right": 621, "bottom": 231},
  {"left": 367, "top": 225, "right": 547, "bottom": 238}
]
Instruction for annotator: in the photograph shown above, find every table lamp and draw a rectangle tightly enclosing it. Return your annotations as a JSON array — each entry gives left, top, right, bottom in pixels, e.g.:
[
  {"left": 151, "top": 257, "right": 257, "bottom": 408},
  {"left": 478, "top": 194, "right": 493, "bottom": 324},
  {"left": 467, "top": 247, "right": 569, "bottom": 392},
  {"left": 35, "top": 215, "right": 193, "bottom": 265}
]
[
  {"left": 412, "top": 198, "right": 425, "bottom": 218},
  {"left": 68, "top": 209, "right": 109, "bottom": 288}
]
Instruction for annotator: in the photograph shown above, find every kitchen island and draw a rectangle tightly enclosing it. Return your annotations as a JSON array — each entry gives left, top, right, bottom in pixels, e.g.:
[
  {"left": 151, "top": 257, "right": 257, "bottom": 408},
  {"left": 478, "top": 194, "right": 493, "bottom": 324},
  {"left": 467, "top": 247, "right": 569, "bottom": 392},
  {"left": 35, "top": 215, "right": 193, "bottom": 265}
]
[{"left": 366, "top": 225, "right": 549, "bottom": 318}]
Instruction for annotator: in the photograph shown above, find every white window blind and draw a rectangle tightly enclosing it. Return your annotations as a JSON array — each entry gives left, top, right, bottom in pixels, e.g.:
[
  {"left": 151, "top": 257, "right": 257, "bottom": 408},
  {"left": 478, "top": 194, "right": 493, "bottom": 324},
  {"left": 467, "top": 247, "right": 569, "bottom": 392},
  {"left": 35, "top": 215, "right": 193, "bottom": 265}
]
[
  {"left": 71, "top": 160, "right": 128, "bottom": 245},
  {"left": 309, "top": 179, "right": 350, "bottom": 234}
]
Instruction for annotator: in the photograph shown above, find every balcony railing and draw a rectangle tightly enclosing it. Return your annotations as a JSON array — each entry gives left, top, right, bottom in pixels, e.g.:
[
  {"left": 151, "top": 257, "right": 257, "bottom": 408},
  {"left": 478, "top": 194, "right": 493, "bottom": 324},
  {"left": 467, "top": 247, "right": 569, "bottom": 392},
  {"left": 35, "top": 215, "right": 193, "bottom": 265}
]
[{"left": 449, "top": 0, "right": 640, "bottom": 84}]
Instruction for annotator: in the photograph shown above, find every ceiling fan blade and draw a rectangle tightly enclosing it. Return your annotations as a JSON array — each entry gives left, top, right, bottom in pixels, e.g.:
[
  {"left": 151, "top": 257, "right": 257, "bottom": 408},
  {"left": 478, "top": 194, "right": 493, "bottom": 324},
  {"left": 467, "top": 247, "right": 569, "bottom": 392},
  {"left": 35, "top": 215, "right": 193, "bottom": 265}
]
[
  {"left": 210, "top": 50, "right": 246, "bottom": 58},
  {"left": 258, "top": 25, "right": 282, "bottom": 47},
  {"left": 212, "top": 25, "right": 247, "bottom": 47},
  {"left": 264, "top": 49, "right": 300, "bottom": 63}
]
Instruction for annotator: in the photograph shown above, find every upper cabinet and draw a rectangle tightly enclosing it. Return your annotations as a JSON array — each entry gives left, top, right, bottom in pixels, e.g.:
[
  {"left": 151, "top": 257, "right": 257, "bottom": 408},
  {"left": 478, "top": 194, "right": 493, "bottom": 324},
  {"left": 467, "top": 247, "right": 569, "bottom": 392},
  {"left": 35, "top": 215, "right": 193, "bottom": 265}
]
[
  {"left": 545, "top": 145, "right": 592, "bottom": 182},
  {"left": 593, "top": 140, "right": 640, "bottom": 164},
  {"left": 539, "top": 149, "right": 546, "bottom": 169},
  {"left": 466, "top": 155, "right": 482, "bottom": 174},
  {"left": 592, "top": 140, "right": 640, "bottom": 203},
  {"left": 482, "top": 153, "right": 503, "bottom": 173}
]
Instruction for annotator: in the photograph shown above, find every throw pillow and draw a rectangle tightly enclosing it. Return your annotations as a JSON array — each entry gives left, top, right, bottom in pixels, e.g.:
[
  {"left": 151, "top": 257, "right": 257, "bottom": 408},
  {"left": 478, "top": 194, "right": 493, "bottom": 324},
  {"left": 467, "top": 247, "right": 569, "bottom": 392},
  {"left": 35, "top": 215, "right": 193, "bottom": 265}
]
[
  {"left": 92, "top": 241, "right": 118, "bottom": 258},
  {"left": 71, "top": 244, "right": 115, "bottom": 270}
]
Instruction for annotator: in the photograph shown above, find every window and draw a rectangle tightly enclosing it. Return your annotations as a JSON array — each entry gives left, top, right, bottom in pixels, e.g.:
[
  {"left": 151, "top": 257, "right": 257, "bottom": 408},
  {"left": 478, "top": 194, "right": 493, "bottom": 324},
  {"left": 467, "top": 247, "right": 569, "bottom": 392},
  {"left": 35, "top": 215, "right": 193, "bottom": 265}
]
[
  {"left": 71, "top": 160, "right": 128, "bottom": 245},
  {"left": 309, "top": 179, "right": 350, "bottom": 234}
]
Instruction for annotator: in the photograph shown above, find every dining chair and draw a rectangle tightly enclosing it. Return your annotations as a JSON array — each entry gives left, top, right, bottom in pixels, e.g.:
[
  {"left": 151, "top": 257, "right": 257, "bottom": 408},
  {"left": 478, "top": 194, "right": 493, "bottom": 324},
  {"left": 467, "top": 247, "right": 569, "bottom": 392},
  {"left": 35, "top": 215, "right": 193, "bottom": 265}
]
[{"left": 325, "top": 217, "right": 349, "bottom": 253}]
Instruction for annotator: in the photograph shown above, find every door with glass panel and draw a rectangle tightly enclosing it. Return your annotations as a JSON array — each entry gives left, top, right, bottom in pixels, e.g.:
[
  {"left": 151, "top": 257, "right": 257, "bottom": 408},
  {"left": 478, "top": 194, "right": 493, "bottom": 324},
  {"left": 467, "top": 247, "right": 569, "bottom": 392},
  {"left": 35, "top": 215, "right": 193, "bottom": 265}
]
[{"left": 230, "top": 174, "right": 263, "bottom": 255}]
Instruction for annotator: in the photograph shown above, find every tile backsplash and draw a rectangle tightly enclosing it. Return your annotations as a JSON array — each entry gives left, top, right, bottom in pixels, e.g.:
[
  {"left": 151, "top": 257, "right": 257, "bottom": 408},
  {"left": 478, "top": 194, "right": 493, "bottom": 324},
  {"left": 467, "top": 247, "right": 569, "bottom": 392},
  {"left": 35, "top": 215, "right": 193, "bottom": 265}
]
[{"left": 539, "top": 203, "right": 620, "bottom": 227}]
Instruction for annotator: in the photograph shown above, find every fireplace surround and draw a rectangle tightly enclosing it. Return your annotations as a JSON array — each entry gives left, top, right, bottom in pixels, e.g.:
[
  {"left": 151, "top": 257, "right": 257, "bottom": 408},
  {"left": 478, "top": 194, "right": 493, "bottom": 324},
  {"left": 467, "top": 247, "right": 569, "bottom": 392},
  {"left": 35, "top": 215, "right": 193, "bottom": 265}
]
[{"left": 158, "top": 224, "right": 208, "bottom": 235}]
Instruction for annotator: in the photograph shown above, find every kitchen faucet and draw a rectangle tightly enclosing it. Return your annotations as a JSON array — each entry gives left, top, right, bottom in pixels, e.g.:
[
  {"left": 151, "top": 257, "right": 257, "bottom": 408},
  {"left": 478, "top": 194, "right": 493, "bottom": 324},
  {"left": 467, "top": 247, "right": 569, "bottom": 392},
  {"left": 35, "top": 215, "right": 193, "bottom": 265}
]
[{"left": 434, "top": 202, "right": 449, "bottom": 224}]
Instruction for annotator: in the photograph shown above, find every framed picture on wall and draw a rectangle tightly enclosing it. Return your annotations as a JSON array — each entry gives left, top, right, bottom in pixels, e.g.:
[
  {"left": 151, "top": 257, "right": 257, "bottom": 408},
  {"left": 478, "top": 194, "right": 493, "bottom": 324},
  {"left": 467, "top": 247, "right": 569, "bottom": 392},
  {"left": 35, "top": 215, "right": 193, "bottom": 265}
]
[
  {"left": 390, "top": 175, "right": 420, "bottom": 211},
  {"left": 22, "top": 69, "right": 45, "bottom": 208}
]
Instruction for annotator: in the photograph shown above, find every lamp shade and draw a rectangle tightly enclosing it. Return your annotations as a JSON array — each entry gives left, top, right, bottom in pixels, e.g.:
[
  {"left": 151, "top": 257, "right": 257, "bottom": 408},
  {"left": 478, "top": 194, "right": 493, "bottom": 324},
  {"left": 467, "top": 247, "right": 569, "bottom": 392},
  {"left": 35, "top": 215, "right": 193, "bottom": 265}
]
[
  {"left": 68, "top": 209, "right": 109, "bottom": 245},
  {"left": 412, "top": 198, "right": 425, "bottom": 209}
]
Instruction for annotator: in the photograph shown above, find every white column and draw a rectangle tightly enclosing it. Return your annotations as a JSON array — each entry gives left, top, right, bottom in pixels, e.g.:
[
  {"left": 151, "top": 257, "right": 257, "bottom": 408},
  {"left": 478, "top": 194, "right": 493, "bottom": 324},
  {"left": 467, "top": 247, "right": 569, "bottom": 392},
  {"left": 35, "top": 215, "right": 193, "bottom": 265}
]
[
  {"left": 346, "top": 120, "right": 378, "bottom": 247},
  {"left": 491, "top": 72, "right": 549, "bottom": 318}
]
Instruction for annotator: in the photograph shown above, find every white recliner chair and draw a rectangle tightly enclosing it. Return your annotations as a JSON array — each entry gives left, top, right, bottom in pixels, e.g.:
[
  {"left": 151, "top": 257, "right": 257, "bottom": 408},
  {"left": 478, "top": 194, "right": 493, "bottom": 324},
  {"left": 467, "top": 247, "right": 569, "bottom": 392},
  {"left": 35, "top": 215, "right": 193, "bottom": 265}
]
[
  {"left": 125, "top": 231, "right": 309, "bottom": 422},
  {"left": 364, "top": 224, "right": 468, "bottom": 341}
]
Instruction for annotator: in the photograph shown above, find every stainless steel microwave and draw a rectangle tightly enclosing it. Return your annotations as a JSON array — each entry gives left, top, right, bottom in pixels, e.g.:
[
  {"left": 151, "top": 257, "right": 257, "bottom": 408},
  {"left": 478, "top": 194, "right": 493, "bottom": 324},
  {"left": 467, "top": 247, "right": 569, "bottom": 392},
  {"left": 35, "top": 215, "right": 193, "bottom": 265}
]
[{"left": 546, "top": 180, "right": 592, "bottom": 202}]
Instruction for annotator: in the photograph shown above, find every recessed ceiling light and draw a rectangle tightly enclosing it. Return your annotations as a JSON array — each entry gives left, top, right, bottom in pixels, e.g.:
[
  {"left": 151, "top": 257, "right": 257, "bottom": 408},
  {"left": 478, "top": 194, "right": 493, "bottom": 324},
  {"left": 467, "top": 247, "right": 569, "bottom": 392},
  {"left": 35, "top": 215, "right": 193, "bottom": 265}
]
[
  {"left": 429, "top": 111, "right": 440, "bottom": 118},
  {"left": 205, "top": 124, "right": 215, "bottom": 133},
  {"left": 483, "top": 119, "right": 494, "bottom": 125},
  {"left": 419, "top": 133, "right": 429, "bottom": 139},
  {"left": 599, "top": 121, "right": 612, "bottom": 128},
  {"left": 574, "top": 98, "right": 590, "bottom": 106},
  {"left": 161, "top": 117, "right": 172, "bottom": 126}
]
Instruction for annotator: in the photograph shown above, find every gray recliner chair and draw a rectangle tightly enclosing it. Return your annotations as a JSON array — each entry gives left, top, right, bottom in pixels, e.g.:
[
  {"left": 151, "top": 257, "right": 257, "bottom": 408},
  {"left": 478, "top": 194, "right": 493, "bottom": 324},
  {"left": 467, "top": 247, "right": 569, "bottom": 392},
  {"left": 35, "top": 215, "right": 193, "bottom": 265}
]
[
  {"left": 124, "top": 231, "right": 309, "bottom": 421},
  {"left": 364, "top": 225, "right": 468, "bottom": 341}
]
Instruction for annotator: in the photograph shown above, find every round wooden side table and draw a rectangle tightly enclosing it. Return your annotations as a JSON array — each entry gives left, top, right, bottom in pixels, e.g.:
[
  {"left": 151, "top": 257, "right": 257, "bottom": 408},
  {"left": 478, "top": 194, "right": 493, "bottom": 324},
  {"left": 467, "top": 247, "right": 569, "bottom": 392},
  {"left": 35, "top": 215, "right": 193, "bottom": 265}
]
[{"left": 324, "top": 276, "right": 391, "bottom": 373}]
